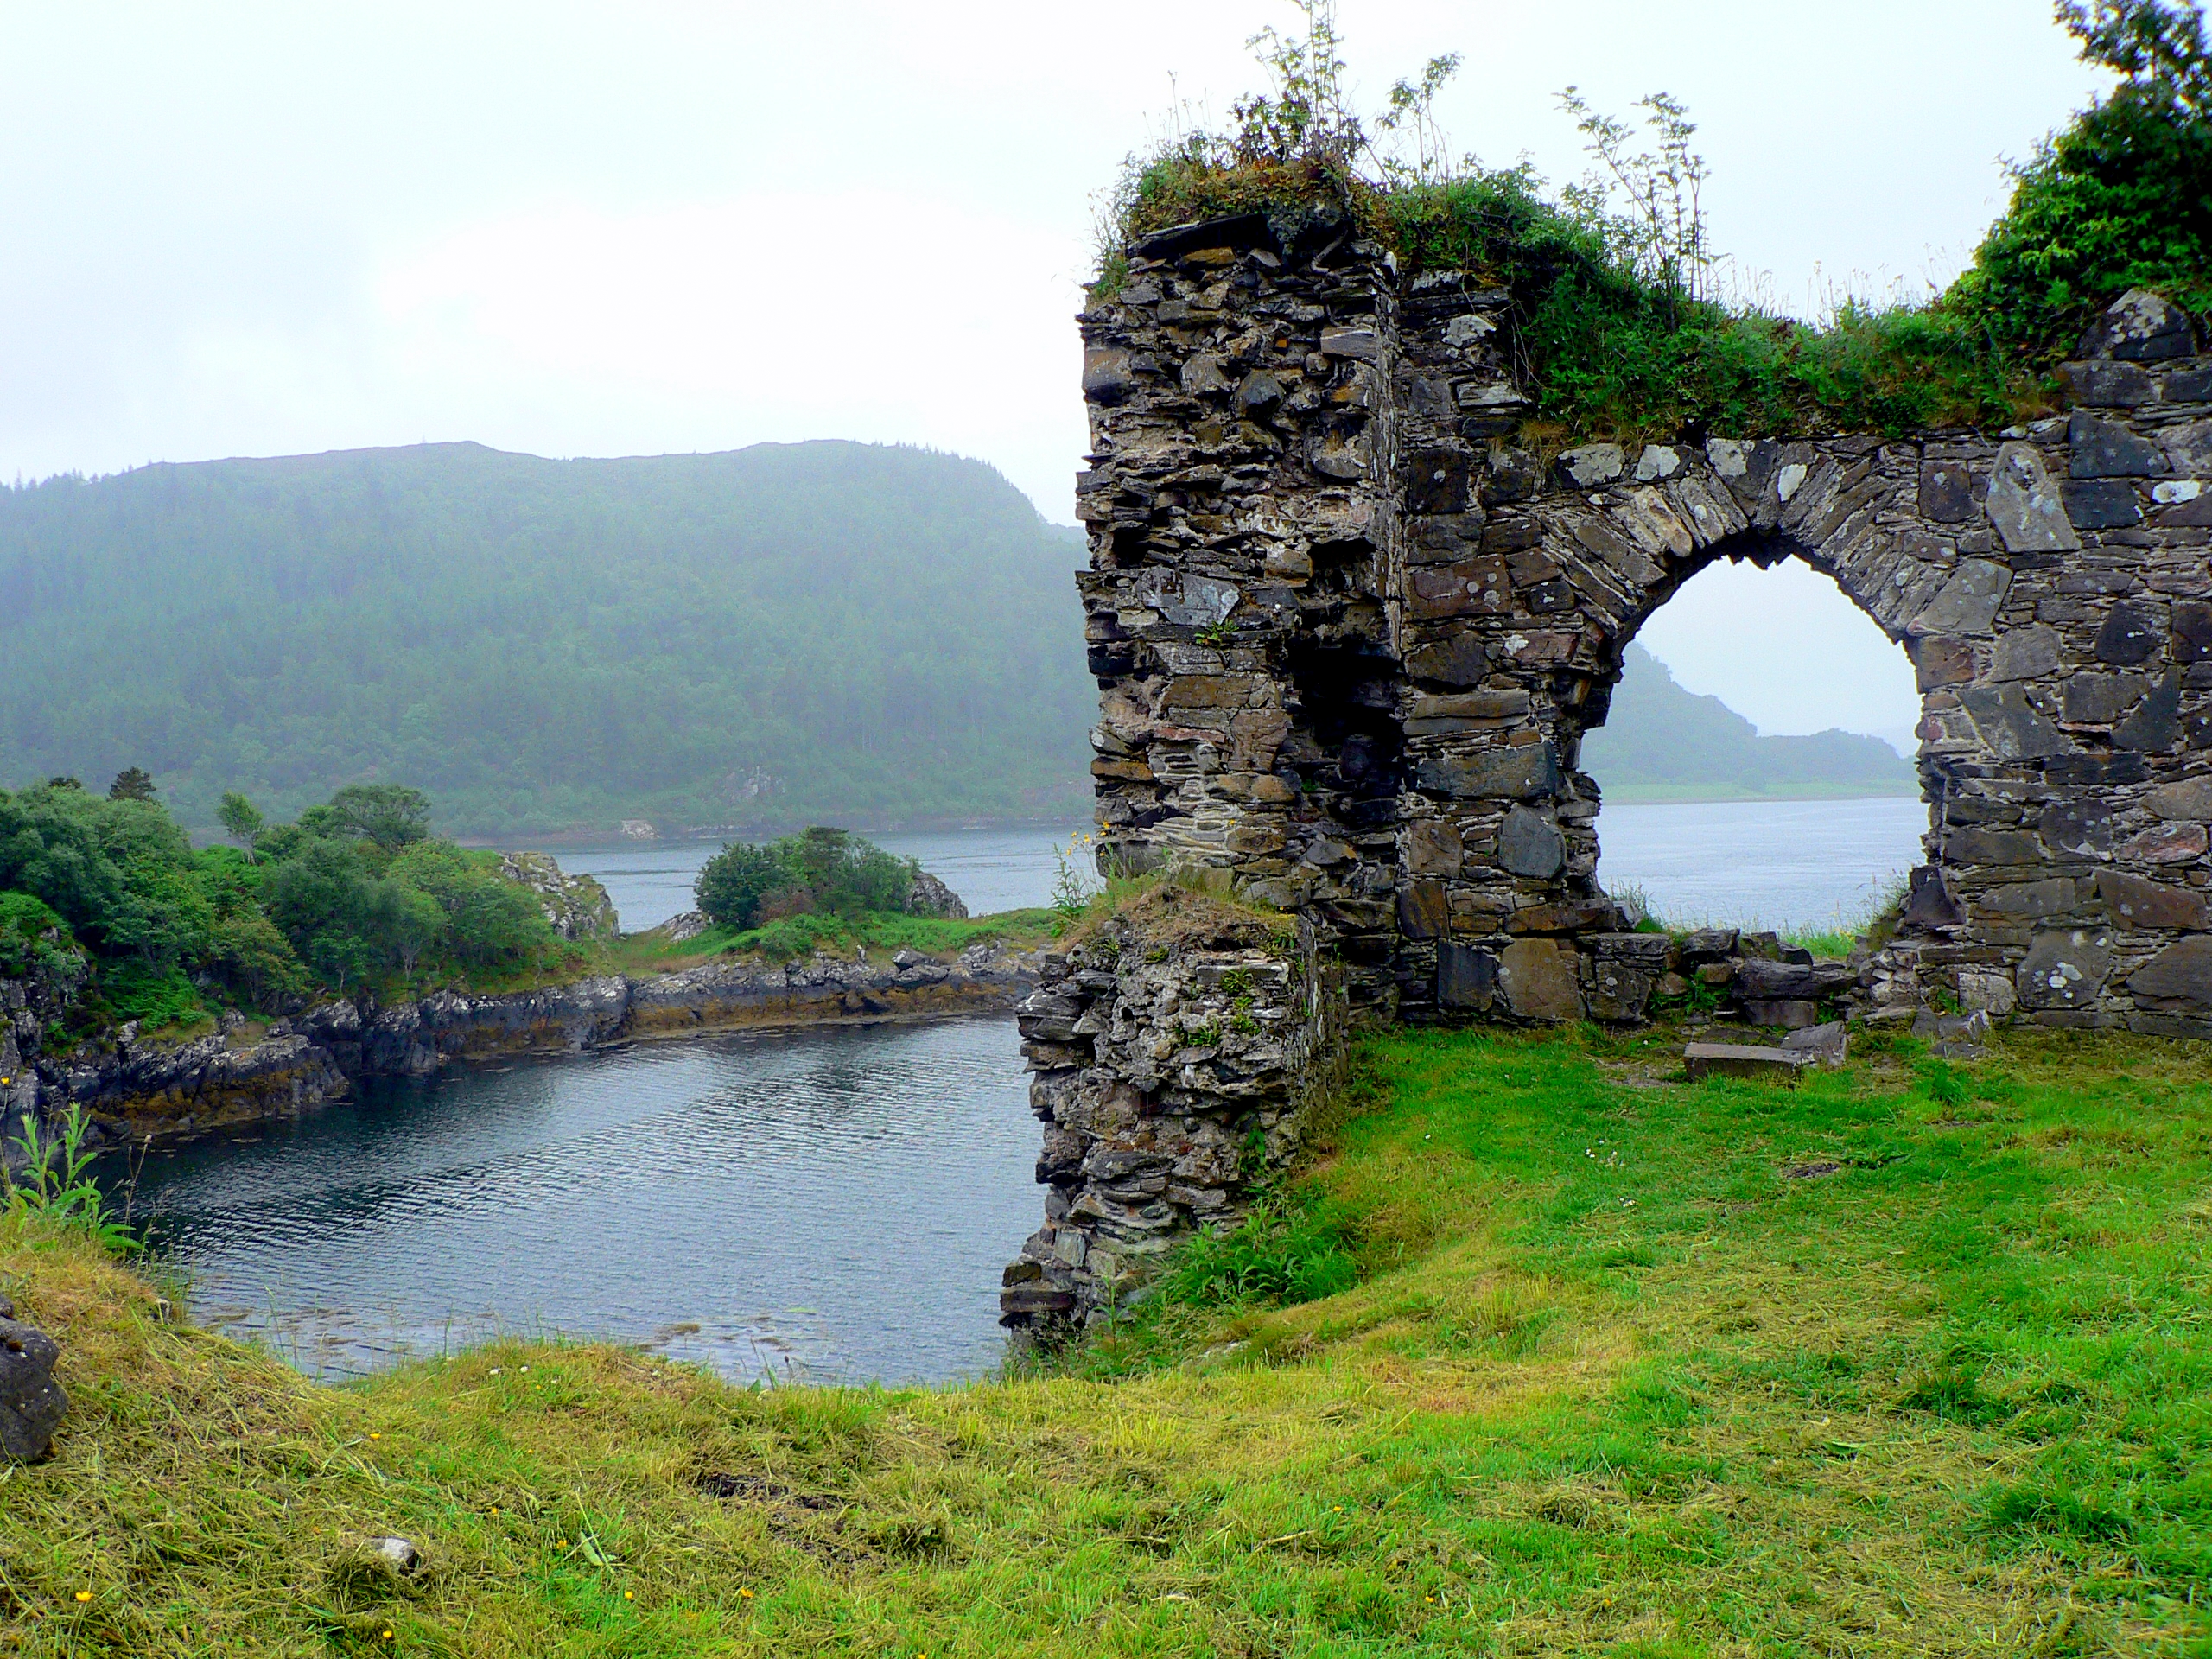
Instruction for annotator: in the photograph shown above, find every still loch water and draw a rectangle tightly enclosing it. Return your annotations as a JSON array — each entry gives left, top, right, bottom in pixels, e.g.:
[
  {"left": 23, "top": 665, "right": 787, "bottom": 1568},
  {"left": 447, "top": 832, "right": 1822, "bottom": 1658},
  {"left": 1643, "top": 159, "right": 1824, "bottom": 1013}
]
[
  {"left": 120, "top": 1020, "right": 1038, "bottom": 1384},
  {"left": 554, "top": 799, "right": 1926, "bottom": 938},
  {"left": 124, "top": 798, "right": 1922, "bottom": 1384}
]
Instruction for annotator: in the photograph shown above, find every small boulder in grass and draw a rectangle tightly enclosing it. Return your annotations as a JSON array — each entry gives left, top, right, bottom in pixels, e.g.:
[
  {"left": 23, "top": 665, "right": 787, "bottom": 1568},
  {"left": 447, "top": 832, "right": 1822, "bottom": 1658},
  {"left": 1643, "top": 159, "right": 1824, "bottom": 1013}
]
[
  {"left": 0, "top": 1306, "right": 67, "bottom": 1461},
  {"left": 327, "top": 1535, "right": 429, "bottom": 1607}
]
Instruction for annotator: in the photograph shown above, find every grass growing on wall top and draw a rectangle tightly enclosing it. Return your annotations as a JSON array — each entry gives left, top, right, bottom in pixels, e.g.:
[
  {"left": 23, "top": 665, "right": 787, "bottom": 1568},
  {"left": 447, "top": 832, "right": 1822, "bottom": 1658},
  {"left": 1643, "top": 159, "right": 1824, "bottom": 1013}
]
[
  {"left": 8, "top": 1019, "right": 2209, "bottom": 1654},
  {"left": 1117, "top": 155, "right": 2044, "bottom": 443},
  {"left": 1103, "top": 1, "right": 2212, "bottom": 444}
]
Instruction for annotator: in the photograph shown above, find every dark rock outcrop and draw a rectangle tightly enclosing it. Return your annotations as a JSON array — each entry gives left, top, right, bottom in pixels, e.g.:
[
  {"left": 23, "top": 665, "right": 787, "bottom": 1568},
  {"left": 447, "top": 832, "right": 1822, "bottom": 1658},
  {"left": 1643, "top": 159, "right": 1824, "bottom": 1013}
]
[
  {"left": 7, "top": 940, "right": 1043, "bottom": 1147},
  {"left": 905, "top": 870, "right": 969, "bottom": 920},
  {"left": 0, "top": 1301, "right": 66, "bottom": 1460}
]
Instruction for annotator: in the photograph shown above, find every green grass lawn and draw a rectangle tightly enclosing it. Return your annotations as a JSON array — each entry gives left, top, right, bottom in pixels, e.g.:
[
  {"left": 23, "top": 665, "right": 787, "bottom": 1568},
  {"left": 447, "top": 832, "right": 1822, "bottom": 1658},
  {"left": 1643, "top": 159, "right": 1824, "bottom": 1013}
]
[{"left": 3, "top": 1020, "right": 2206, "bottom": 1655}]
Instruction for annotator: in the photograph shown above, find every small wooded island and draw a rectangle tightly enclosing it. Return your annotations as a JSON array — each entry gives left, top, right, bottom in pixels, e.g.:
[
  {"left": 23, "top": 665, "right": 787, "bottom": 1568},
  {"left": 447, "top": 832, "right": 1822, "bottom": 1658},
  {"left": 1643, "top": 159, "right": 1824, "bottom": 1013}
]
[{"left": 0, "top": 779, "right": 1051, "bottom": 1153}]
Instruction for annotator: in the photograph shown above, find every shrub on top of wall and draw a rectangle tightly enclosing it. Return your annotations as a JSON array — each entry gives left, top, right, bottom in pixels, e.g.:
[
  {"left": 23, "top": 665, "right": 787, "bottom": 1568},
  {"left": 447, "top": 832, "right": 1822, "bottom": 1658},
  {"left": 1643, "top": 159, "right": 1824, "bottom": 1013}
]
[{"left": 1948, "top": 0, "right": 2212, "bottom": 365}]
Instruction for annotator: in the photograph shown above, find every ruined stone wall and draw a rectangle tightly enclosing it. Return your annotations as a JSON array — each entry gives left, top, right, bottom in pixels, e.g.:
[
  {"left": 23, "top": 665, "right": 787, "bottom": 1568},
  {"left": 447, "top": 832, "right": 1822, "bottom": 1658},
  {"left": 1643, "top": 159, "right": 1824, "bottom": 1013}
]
[
  {"left": 1001, "top": 892, "right": 1346, "bottom": 1332},
  {"left": 1078, "top": 213, "right": 2212, "bottom": 1036}
]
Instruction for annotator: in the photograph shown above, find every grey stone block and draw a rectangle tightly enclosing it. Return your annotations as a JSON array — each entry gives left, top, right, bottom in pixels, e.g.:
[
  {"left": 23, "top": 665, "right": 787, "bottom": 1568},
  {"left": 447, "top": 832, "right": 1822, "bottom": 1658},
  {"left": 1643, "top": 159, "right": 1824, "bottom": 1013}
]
[{"left": 1684, "top": 1043, "right": 1808, "bottom": 1083}]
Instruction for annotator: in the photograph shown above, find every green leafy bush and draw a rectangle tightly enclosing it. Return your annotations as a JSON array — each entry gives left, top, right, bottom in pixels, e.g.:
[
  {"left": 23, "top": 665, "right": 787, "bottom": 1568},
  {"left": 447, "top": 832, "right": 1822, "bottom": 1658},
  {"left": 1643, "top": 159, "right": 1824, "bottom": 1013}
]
[
  {"left": 694, "top": 826, "right": 919, "bottom": 931},
  {"left": 386, "top": 841, "right": 554, "bottom": 968},
  {"left": 98, "top": 963, "right": 207, "bottom": 1028},
  {"left": 0, "top": 893, "right": 79, "bottom": 980},
  {"left": 695, "top": 842, "right": 791, "bottom": 931},
  {"left": 1949, "top": 0, "right": 2212, "bottom": 362}
]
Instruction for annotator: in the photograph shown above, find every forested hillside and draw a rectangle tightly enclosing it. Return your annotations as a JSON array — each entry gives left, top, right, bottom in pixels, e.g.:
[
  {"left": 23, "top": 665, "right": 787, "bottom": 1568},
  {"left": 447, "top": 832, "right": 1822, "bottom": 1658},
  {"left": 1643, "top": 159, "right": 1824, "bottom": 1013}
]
[
  {"left": 1582, "top": 645, "right": 1918, "bottom": 802},
  {"left": 0, "top": 441, "right": 1091, "bottom": 836}
]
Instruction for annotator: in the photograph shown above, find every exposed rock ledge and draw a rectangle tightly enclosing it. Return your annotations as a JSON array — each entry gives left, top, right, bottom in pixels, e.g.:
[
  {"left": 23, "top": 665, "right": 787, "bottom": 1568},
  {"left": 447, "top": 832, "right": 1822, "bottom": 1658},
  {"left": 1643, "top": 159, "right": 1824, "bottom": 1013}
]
[{"left": 27, "top": 943, "right": 1040, "bottom": 1147}]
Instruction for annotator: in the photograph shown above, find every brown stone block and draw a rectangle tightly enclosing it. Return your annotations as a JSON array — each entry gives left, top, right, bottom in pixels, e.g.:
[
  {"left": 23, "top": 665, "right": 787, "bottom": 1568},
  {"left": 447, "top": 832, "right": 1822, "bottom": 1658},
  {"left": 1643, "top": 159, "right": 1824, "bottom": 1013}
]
[
  {"left": 1404, "top": 635, "right": 1489, "bottom": 686},
  {"left": 1403, "top": 818, "right": 1464, "bottom": 876},
  {"left": 1504, "top": 903, "right": 1614, "bottom": 935},
  {"left": 2144, "top": 775, "right": 2212, "bottom": 820},
  {"left": 1404, "top": 556, "right": 1511, "bottom": 620},
  {"left": 1162, "top": 675, "right": 1265, "bottom": 710},
  {"left": 1910, "top": 636, "right": 1975, "bottom": 690},
  {"left": 1683, "top": 1043, "right": 1808, "bottom": 1083},
  {"left": 1948, "top": 828, "right": 2046, "bottom": 865},
  {"left": 1498, "top": 939, "right": 1584, "bottom": 1021},
  {"left": 1225, "top": 821, "right": 1287, "bottom": 856},
  {"left": 2094, "top": 869, "right": 2209, "bottom": 929},
  {"left": 1409, "top": 690, "right": 1530, "bottom": 721},
  {"left": 1091, "top": 758, "right": 1155, "bottom": 782},
  {"left": 2130, "top": 936, "right": 2212, "bottom": 1009},
  {"left": 1397, "top": 880, "right": 1452, "bottom": 938}
]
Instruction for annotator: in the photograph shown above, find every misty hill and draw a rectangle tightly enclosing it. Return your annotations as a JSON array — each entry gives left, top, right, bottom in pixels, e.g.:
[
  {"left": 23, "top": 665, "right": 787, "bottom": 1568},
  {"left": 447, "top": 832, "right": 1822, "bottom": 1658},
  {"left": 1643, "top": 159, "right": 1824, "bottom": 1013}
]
[
  {"left": 0, "top": 441, "right": 1093, "bottom": 836},
  {"left": 1580, "top": 645, "right": 1918, "bottom": 803}
]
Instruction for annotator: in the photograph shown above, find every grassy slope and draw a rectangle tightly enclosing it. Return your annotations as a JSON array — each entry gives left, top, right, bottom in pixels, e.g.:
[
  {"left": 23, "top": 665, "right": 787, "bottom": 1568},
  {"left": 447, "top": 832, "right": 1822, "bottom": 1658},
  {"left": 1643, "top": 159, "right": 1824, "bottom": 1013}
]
[{"left": 3, "top": 1023, "right": 2207, "bottom": 1656}]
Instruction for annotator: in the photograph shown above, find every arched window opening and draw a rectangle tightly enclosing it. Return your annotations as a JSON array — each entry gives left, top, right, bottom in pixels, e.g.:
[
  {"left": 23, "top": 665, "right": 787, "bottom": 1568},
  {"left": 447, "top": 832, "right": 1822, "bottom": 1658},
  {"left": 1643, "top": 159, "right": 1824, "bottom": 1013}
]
[{"left": 1581, "top": 556, "right": 1925, "bottom": 950}]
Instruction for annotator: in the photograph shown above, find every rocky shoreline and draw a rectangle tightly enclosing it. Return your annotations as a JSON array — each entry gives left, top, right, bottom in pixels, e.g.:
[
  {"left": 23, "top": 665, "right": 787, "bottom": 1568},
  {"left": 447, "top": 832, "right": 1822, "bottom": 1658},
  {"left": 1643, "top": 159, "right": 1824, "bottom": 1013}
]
[{"left": 3, "top": 943, "right": 1041, "bottom": 1153}]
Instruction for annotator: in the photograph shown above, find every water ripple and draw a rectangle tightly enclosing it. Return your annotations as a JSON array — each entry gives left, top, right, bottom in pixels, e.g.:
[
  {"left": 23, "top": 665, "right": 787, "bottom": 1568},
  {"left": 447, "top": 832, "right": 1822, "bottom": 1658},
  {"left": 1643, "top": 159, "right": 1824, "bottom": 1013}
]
[{"left": 109, "top": 1017, "right": 1039, "bottom": 1385}]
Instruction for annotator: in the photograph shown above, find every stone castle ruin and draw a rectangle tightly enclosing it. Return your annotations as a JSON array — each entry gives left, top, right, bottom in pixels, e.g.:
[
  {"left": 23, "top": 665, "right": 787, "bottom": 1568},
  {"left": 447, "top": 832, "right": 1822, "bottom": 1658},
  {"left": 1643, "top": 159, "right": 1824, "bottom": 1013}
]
[
  {"left": 1073, "top": 210, "right": 2212, "bottom": 1039},
  {"left": 1002, "top": 207, "right": 2212, "bottom": 1331}
]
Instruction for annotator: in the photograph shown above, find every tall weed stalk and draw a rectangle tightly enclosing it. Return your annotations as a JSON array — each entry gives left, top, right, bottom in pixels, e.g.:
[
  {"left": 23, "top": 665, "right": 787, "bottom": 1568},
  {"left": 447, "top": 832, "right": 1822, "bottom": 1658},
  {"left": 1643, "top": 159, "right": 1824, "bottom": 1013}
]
[{"left": 5, "top": 1103, "right": 134, "bottom": 1252}]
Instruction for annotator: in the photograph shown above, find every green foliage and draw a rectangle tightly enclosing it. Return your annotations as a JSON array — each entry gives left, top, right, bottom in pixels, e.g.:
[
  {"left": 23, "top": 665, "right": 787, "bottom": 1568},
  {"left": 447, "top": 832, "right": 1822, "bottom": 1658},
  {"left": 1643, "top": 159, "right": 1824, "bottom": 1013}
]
[
  {"left": 203, "top": 905, "right": 308, "bottom": 1007},
  {"left": 261, "top": 818, "right": 557, "bottom": 988},
  {"left": 694, "top": 826, "right": 917, "bottom": 931},
  {"left": 714, "top": 911, "right": 849, "bottom": 963},
  {"left": 693, "top": 842, "right": 788, "bottom": 932},
  {"left": 385, "top": 841, "right": 553, "bottom": 969},
  {"left": 264, "top": 839, "right": 403, "bottom": 991},
  {"left": 0, "top": 893, "right": 79, "bottom": 980},
  {"left": 105, "top": 766, "right": 156, "bottom": 804},
  {"left": 1048, "top": 830, "right": 1103, "bottom": 918},
  {"left": 0, "top": 778, "right": 563, "bottom": 1011},
  {"left": 96, "top": 963, "right": 206, "bottom": 1028},
  {"left": 1156, "top": 1194, "right": 1360, "bottom": 1309},
  {"left": 1948, "top": 0, "right": 2212, "bottom": 362},
  {"left": 1376, "top": 170, "right": 2034, "bottom": 439},
  {"left": 306, "top": 784, "right": 432, "bottom": 855},
  {"left": 0, "top": 441, "right": 1091, "bottom": 836},
  {"left": 5, "top": 1103, "right": 134, "bottom": 1250},
  {"left": 779, "top": 826, "right": 914, "bottom": 917},
  {"left": 216, "top": 791, "right": 264, "bottom": 856}
]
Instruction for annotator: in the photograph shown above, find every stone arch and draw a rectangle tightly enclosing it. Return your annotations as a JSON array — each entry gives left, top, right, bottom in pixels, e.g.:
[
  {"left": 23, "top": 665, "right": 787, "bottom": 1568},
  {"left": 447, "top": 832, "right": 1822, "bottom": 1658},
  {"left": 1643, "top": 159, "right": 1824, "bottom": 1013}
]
[
  {"left": 1077, "top": 212, "right": 2212, "bottom": 1036},
  {"left": 1532, "top": 519, "right": 1934, "bottom": 919}
]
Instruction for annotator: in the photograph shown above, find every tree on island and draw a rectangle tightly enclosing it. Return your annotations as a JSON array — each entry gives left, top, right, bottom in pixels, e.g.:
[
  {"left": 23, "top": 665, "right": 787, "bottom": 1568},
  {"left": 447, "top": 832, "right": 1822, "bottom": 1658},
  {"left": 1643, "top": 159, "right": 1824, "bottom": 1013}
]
[
  {"left": 694, "top": 827, "right": 921, "bottom": 931},
  {"left": 218, "top": 791, "right": 265, "bottom": 861}
]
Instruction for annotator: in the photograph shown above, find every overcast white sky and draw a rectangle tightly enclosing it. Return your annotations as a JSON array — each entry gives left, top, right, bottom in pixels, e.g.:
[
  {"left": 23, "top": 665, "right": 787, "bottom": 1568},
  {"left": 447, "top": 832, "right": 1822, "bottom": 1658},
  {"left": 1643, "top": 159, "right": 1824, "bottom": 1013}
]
[{"left": 0, "top": 2, "right": 2111, "bottom": 744}]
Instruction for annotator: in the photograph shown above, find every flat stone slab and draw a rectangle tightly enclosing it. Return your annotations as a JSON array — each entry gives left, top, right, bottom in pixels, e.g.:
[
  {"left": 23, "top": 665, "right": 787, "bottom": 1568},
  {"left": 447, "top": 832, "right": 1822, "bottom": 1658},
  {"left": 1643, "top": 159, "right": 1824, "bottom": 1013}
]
[
  {"left": 1684, "top": 1042, "right": 1810, "bottom": 1083},
  {"left": 1781, "top": 1021, "right": 1849, "bottom": 1067}
]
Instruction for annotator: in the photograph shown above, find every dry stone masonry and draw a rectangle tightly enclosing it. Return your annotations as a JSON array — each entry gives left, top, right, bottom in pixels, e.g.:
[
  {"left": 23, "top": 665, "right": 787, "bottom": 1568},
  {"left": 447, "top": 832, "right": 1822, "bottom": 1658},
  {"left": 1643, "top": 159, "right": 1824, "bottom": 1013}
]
[
  {"left": 1076, "top": 211, "right": 2212, "bottom": 1039},
  {"left": 1002, "top": 892, "right": 1345, "bottom": 1332}
]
